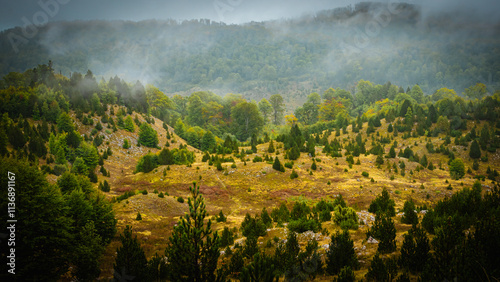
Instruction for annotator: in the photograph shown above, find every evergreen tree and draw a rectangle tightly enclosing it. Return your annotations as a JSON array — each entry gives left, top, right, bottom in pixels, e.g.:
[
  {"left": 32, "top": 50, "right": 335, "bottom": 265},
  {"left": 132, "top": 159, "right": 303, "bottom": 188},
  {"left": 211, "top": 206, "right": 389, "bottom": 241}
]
[
  {"left": 469, "top": 140, "right": 481, "bottom": 159},
  {"left": 326, "top": 230, "right": 359, "bottom": 275},
  {"left": 138, "top": 123, "right": 159, "bottom": 148},
  {"left": 0, "top": 157, "right": 72, "bottom": 280},
  {"left": 401, "top": 199, "right": 418, "bottom": 225},
  {"left": 0, "top": 126, "right": 7, "bottom": 155},
  {"left": 123, "top": 116, "right": 135, "bottom": 132},
  {"left": 311, "top": 159, "right": 317, "bottom": 171},
  {"left": 368, "top": 188, "right": 396, "bottom": 216},
  {"left": 367, "top": 212, "right": 397, "bottom": 253},
  {"left": 268, "top": 139, "right": 275, "bottom": 153},
  {"left": 113, "top": 225, "right": 148, "bottom": 281},
  {"left": 399, "top": 225, "right": 430, "bottom": 273},
  {"left": 165, "top": 182, "right": 222, "bottom": 281},
  {"left": 273, "top": 156, "right": 285, "bottom": 172}
]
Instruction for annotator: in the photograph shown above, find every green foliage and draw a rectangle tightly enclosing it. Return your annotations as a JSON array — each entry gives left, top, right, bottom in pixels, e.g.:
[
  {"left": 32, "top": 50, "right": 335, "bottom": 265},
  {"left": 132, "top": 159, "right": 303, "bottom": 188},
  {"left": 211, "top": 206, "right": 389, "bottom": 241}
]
[
  {"left": 135, "top": 153, "right": 158, "bottom": 173},
  {"left": 123, "top": 115, "right": 135, "bottom": 132},
  {"left": 469, "top": 139, "right": 481, "bottom": 159},
  {"left": 368, "top": 188, "right": 396, "bottom": 216},
  {"left": 240, "top": 252, "right": 279, "bottom": 282},
  {"left": 367, "top": 212, "right": 397, "bottom": 253},
  {"left": 231, "top": 101, "right": 264, "bottom": 141},
  {"left": 272, "top": 156, "right": 285, "bottom": 172},
  {"left": 122, "top": 138, "right": 130, "bottom": 149},
  {"left": 290, "top": 169, "right": 299, "bottom": 179},
  {"left": 113, "top": 225, "right": 148, "bottom": 281},
  {"left": 449, "top": 158, "right": 465, "bottom": 180},
  {"left": 326, "top": 230, "right": 359, "bottom": 275},
  {"left": 136, "top": 212, "right": 142, "bottom": 220},
  {"left": 365, "top": 253, "right": 398, "bottom": 282},
  {"left": 138, "top": 123, "right": 159, "bottom": 148},
  {"left": 165, "top": 182, "right": 222, "bottom": 281},
  {"left": 271, "top": 202, "right": 290, "bottom": 223},
  {"left": 240, "top": 213, "right": 267, "bottom": 238},
  {"left": 334, "top": 206, "right": 359, "bottom": 230},
  {"left": 401, "top": 199, "right": 418, "bottom": 225},
  {"left": 219, "top": 227, "right": 234, "bottom": 248},
  {"left": 399, "top": 225, "right": 430, "bottom": 273}
]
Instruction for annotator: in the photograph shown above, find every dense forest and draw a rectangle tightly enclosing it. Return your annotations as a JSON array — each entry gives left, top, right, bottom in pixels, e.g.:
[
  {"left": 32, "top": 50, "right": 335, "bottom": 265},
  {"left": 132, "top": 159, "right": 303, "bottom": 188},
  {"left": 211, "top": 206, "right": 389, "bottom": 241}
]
[{"left": 1, "top": 2, "right": 499, "bottom": 105}]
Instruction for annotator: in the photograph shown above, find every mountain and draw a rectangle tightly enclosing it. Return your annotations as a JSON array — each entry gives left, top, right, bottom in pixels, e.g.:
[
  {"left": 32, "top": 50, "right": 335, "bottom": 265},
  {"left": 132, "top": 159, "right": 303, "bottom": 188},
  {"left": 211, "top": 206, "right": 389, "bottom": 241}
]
[{"left": 1, "top": 2, "right": 499, "bottom": 104}]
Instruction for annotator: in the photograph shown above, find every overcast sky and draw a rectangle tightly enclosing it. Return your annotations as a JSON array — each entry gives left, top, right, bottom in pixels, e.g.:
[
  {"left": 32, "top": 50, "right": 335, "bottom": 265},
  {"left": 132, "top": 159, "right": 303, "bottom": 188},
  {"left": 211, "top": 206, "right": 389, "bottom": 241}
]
[{"left": 1, "top": 0, "right": 500, "bottom": 32}]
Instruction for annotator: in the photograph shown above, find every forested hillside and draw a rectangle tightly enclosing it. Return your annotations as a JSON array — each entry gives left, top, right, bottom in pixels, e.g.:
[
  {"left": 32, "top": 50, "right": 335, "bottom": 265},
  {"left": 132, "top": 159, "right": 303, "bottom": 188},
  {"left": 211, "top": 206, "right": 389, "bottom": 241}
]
[
  {"left": 0, "top": 60, "right": 499, "bottom": 280},
  {"left": 1, "top": 2, "right": 499, "bottom": 105}
]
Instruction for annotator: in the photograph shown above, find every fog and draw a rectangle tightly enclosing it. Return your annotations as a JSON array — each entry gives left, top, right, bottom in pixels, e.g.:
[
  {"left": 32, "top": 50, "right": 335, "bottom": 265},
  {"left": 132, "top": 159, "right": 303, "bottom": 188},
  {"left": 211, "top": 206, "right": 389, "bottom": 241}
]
[
  {"left": 1, "top": 1, "right": 499, "bottom": 103},
  {"left": 2, "top": 0, "right": 500, "bottom": 32}
]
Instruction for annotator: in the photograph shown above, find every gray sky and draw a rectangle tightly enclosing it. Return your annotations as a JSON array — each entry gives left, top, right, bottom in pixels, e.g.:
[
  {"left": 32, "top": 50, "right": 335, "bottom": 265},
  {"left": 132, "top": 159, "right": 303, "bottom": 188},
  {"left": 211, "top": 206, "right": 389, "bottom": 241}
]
[{"left": 1, "top": 0, "right": 500, "bottom": 32}]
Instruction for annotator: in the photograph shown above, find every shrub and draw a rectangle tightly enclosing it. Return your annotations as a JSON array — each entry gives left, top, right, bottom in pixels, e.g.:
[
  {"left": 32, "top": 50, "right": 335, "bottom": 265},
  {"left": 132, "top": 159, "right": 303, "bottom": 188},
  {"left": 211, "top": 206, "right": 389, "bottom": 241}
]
[
  {"left": 252, "top": 156, "right": 263, "bottom": 162},
  {"left": 177, "top": 196, "right": 184, "bottom": 203},
  {"left": 290, "top": 169, "right": 299, "bottom": 179},
  {"left": 449, "top": 158, "right": 465, "bottom": 180},
  {"left": 362, "top": 171, "right": 369, "bottom": 177},
  {"left": 334, "top": 206, "right": 359, "bottom": 230}
]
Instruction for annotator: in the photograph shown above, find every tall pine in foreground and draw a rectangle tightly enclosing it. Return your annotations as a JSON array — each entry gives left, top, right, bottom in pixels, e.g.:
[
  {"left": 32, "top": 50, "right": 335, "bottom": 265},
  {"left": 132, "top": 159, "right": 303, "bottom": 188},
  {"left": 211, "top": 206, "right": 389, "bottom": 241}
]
[
  {"left": 113, "top": 225, "right": 148, "bottom": 281},
  {"left": 166, "top": 182, "right": 223, "bottom": 281}
]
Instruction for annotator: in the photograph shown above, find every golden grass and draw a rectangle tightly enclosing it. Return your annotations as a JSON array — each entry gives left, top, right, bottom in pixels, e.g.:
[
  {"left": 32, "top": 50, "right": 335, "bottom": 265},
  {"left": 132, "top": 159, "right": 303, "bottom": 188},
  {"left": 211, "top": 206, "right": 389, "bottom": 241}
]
[{"left": 57, "top": 110, "right": 499, "bottom": 281}]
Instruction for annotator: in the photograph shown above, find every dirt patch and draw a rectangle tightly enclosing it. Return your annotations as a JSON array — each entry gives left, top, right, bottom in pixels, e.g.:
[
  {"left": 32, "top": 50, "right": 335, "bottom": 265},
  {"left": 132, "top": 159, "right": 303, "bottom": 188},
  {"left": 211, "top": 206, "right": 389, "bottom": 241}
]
[{"left": 270, "top": 188, "right": 301, "bottom": 199}]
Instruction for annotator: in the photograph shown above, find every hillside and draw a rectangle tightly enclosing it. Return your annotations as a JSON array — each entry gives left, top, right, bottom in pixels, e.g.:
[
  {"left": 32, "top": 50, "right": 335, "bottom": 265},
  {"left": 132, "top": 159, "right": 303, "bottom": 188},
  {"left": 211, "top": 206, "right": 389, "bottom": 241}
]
[
  {"left": 1, "top": 2, "right": 499, "bottom": 105},
  {"left": 1, "top": 16, "right": 500, "bottom": 279}
]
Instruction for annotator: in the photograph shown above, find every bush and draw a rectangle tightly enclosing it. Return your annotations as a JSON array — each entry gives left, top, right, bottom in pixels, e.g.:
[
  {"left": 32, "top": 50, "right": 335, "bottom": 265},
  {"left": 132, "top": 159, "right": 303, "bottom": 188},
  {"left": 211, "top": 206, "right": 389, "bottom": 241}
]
[
  {"left": 252, "top": 156, "right": 263, "bottom": 162},
  {"left": 177, "top": 196, "right": 184, "bottom": 203},
  {"left": 334, "top": 206, "right": 359, "bottom": 230},
  {"left": 158, "top": 192, "right": 164, "bottom": 198},
  {"left": 287, "top": 218, "right": 322, "bottom": 233},
  {"left": 362, "top": 171, "right": 369, "bottom": 177},
  {"left": 449, "top": 158, "right": 465, "bottom": 180},
  {"left": 290, "top": 169, "right": 299, "bottom": 179},
  {"left": 284, "top": 161, "right": 294, "bottom": 169},
  {"left": 240, "top": 213, "right": 267, "bottom": 238}
]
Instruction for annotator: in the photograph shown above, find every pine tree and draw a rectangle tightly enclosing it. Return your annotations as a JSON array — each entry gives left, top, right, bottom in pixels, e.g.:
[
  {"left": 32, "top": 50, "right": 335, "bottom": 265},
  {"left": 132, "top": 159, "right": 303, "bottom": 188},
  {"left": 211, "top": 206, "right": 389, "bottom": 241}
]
[
  {"left": 326, "top": 230, "right": 359, "bottom": 275},
  {"left": 401, "top": 200, "right": 418, "bottom": 225},
  {"left": 399, "top": 225, "right": 430, "bottom": 273},
  {"left": 367, "top": 212, "right": 397, "bottom": 253},
  {"left": 113, "top": 225, "right": 148, "bottom": 281},
  {"left": 469, "top": 140, "right": 481, "bottom": 159},
  {"left": 273, "top": 156, "right": 285, "bottom": 172},
  {"left": 138, "top": 123, "right": 159, "bottom": 148},
  {"left": 311, "top": 159, "right": 317, "bottom": 170},
  {"left": 268, "top": 139, "right": 275, "bottom": 153},
  {"left": 165, "top": 182, "right": 222, "bottom": 281}
]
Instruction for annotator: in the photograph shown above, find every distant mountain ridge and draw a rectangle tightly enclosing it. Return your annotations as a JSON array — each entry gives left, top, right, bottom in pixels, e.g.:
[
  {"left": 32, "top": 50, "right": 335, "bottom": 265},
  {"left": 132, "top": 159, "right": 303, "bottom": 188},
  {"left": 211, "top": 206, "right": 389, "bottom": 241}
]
[{"left": 0, "top": 2, "right": 499, "bottom": 102}]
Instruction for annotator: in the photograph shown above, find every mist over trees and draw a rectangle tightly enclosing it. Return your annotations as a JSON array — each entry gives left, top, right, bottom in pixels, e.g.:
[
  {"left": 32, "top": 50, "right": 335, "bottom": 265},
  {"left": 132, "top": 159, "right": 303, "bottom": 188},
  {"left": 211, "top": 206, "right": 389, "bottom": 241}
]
[{"left": 1, "top": 2, "right": 499, "bottom": 104}]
